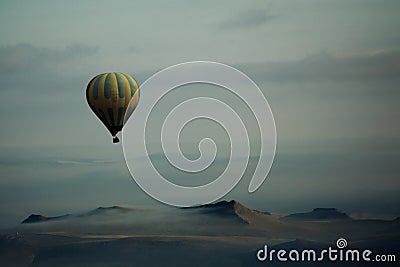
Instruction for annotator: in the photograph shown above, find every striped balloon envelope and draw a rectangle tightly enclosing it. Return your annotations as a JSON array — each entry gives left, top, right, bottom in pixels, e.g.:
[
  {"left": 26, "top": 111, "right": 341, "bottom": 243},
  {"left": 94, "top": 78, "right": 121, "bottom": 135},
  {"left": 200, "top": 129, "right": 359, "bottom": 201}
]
[{"left": 86, "top": 72, "right": 139, "bottom": 143}]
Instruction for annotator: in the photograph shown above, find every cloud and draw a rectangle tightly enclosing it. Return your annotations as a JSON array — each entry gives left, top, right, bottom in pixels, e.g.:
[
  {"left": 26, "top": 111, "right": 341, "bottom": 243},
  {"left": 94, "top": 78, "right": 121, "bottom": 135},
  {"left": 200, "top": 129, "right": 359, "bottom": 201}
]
[
  {"left": 240, "top": 50, "right": 400, "bottom": 83},
  {"left": 55, "top": 159, "right": 117, "bottom": 165},
  {"left": 218, "top": 9, "right": 277, "bottom": 29},
  {"left": 0, "top": 43, "right": 98, "bottom": 74}
]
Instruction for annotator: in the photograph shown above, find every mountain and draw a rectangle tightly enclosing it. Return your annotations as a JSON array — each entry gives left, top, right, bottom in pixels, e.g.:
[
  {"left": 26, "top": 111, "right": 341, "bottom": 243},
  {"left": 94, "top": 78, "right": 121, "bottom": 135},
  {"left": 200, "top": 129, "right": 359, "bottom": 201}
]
[
  {"left": 283, "top": 208, "right": 350, "bottom": 221},
  {"left": 21, "top": 214, "right": 70, "bottom": 224},
  {"left": 187, "top": 200, "right": 273, "bottom": 225},
  {"left": 21, "top": 206, "right": 140, "bottom": 224},
  {"left": 80, "top": 205, "right": 140, "bottom": 217},
  {"left": 189, "top": 200, "right": 249, "bottom": 214}
]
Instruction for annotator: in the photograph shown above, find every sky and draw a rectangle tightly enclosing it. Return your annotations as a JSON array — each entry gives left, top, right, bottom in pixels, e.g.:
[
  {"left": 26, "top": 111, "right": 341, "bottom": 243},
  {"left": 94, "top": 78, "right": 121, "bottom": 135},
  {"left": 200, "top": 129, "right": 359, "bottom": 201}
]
[{"left": 0, "top": 0, "right": 399, "bottom": 227}]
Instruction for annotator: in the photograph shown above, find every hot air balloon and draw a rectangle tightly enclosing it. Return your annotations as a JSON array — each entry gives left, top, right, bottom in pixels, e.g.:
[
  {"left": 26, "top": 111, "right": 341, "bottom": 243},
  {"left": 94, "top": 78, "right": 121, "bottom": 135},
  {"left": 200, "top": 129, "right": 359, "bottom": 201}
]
[{"left": 86, "top": 72, "right": 139, "bottom": 143}]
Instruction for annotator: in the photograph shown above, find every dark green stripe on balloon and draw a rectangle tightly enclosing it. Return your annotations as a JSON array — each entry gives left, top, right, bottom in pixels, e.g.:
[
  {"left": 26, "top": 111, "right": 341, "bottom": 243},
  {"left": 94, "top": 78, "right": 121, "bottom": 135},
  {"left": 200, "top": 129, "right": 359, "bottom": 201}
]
[
  {"left": 108, "top": 108, "right": 115, "bottom": 126},
  {"left": 117, "top": 107, "right": 124, "bottom": 125},
  {"left": 115, "top": 73, "right": 125, "bottom": 98},
  {"left": 104, "top": 73, "right": 111, "bottom": 99}
]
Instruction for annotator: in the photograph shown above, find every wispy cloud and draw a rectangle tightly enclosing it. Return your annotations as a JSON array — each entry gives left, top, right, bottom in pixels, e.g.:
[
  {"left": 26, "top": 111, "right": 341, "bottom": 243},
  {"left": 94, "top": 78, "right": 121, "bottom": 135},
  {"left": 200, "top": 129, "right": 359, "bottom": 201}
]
[
  {"left": 0, "top": 43, "right": 99, "bottom": 74},
  {"left": 218, "top": 9, "right": 277, "bottom": 29},
  {"left": 240, "top": 50, "right": 400, "bottom": 83},
  {"left": 55, "top": 159, "right": 117, "bottom": 165}
]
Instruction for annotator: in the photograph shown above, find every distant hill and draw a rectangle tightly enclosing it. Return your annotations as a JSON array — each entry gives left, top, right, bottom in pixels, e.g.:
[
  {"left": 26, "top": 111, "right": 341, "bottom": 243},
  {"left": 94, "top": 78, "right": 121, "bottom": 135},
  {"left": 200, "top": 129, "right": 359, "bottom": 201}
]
[
  {"left": 21, "top": 206, "right": 141, "bottom": 224},
  {"left": 80, "top": 206, "right": 140, "bottom": 217},
  {"left": 283, "top": 208, "right": 350, "bottom": 221},
  {"left": 22, "top": 203, "right": 395, "bottom": 230},
  {"left": 187, "top": 200, "right": 273, "bottom": 225},
  {"left": 21, "top": 214, "right": 70, "bottom": 224}
]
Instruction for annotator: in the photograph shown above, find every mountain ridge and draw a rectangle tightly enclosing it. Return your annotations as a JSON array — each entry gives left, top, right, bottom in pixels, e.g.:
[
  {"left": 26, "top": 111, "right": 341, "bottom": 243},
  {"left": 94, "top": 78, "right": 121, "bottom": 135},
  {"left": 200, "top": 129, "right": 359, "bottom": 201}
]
[
  {"left": 21, "top": 205, "right": 140, "bottom": 224},
  {"left": 21, "top": 202, "right": 396, "bottom": 225},
  {"left": 21, "top": 214, "right": 70, "bottom": 224},
  {"left": 282, "top": 207, "right": 351, "bottom": 221},
  {"left": 184, "top": 200, "right": 271, "bottom": 224}
]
